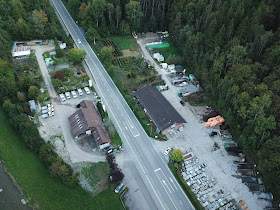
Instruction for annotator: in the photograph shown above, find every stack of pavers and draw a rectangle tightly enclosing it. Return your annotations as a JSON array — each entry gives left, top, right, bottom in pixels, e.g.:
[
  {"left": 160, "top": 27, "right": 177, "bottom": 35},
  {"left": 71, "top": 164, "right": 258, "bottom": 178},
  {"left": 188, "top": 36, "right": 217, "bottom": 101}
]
[{"left": 181, "top": 156, "right": 237, "bottom": 209}]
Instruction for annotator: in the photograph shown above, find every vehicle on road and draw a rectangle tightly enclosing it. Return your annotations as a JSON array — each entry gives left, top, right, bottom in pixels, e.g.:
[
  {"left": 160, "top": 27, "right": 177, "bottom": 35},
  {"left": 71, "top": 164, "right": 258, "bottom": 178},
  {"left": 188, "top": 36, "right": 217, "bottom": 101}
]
[
  {"left": 71, "top": 90, "right": 77, "bottom": 98},
  {"left": 209, "top": 131, "right": 218, "bottom": 137},
  {"left": 114, "top": 182, "right": 124, "bottom": 193},
  {"left": 164, "top": 147, "right": 171, "bottom": 155},
  {"left": 77, "top": 88, "right": 83, "bottom": 96},
  {"left": 59, "top": 93, "right": 66, "bottom": 102},
  {"left": 65, "top": 92, "right": 71, "bottom": 99},
  {"left": 84, "top": 87, "right": 90, "bottom": 95},
  {"left": 180, "top": 100, "right": 185, "bottom": 106},
  {"left": 77, "top": 39, "right": 81, "bottom": 44}
]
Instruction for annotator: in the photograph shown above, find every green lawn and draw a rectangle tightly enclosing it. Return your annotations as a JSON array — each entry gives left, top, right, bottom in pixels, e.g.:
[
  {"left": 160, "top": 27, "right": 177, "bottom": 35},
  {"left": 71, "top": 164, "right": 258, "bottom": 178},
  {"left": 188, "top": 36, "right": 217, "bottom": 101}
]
[
  {"left": 0, "top": 108, "right": 123, "bottom": 210},
  {"left": 168, "top": 162, "right": 204, "bottom": 210},
  {"left": 110, "top": 36, "right": 137, "bottom": 50}
]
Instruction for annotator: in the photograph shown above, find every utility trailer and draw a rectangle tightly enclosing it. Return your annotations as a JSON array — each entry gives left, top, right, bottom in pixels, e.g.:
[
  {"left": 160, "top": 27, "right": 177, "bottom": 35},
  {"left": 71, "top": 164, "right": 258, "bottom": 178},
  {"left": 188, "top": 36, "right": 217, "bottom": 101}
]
[{"left": 218, "top": 130, "right": 233, "bottom": 140}]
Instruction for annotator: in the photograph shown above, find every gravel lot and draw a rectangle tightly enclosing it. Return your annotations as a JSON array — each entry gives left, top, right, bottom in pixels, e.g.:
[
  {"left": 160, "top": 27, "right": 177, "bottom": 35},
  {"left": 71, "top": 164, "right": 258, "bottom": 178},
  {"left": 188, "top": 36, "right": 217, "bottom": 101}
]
[{"left": 137, "top": 33, "right": 270, "bottom": 210}]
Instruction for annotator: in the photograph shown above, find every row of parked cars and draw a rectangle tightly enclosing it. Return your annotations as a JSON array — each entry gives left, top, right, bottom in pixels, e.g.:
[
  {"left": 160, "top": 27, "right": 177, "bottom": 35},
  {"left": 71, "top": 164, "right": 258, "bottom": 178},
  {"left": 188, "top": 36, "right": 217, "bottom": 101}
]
[
  {"left": 42, "top": 103, "right": 54, "bottom": 118},
  {"left": 59, "top": 87, "right": 91, "bottom": 102}
]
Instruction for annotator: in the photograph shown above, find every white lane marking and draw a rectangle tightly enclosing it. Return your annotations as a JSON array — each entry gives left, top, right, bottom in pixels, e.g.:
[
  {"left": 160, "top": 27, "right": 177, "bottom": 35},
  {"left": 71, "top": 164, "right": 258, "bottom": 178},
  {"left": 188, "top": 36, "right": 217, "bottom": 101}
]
[
  {"left": 170, "top": 177, "right": 178, "bottom": 190},
  {"left": 154, "top": 168, "right": 161, "bottom": 172},
  {"left": 162, "top": 180, "right": 172, "bottom": 193},
  {"left": 179, "top": 200, "right": 183, "bottom": 205},
  {"left": 154, "top": 170, "right": 178, "bottom": 210},
  {"left": 134, "top": 134, "right": 140, "bottom": 137}
]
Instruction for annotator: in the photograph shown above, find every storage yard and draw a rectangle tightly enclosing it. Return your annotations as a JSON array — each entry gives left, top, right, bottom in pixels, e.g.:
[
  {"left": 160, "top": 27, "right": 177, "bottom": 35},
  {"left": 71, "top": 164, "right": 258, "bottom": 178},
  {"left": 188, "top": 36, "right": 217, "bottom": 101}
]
[{"left": 137, "top": 32, "right": 273, "bottom": 210}]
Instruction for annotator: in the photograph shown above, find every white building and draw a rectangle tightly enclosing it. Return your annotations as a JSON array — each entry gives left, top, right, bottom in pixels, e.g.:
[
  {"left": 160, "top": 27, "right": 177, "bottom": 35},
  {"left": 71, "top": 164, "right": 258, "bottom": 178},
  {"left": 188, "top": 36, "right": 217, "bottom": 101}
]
[{"left": 12, "top": 42, "right": 30, "bottom": 57}]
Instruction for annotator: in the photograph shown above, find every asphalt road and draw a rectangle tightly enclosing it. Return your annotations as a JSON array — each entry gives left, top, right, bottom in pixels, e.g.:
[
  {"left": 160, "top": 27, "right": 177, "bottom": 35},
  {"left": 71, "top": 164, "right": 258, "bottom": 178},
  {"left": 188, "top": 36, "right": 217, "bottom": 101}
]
[{"left": 51, "top": 1, "right": 195, "bottom": 209}]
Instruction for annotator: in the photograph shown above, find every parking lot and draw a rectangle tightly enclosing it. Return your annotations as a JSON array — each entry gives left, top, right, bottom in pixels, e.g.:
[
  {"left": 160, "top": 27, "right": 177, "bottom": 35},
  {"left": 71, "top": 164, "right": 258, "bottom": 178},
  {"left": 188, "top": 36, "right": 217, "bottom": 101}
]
[{"left": 34, "top": 45, "right": 105, "bottom": 164}]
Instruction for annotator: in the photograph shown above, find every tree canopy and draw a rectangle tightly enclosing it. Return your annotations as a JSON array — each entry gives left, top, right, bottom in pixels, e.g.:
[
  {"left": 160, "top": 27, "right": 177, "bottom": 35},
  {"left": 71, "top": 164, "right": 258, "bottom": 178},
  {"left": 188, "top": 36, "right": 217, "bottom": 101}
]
[{"left": 68, "top": 48, "right": 87, "bottom": 64}]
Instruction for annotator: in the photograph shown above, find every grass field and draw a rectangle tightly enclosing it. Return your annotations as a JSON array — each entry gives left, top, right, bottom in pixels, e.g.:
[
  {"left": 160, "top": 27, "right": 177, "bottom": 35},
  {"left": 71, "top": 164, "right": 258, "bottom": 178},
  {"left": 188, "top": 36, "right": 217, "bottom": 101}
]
[
  {"left": 168, "top": 162, "right": 204, "bottom": 210},
  {"left": 110, "top": 36, "right": 137, "bottom": 50},
  {"left": 0, "top": 108, "right": 123, "bottom": 210}
]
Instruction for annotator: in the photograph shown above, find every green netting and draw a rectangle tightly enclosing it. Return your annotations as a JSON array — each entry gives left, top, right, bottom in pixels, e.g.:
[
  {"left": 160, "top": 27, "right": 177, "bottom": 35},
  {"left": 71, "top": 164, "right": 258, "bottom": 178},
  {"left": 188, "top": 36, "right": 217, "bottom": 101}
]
[{"left": 146, "top": 43, "right": 170, "bottom": 49}]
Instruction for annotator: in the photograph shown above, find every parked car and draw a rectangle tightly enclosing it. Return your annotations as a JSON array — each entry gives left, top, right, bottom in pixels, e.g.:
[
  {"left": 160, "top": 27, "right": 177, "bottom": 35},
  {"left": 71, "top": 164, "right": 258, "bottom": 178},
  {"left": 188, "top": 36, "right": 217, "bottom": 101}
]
[
  {"left": 209, "top": 131, "right": 218, "bottom": 137},
  {"left": 77, "top": 88, "right": 83, "bottom": 96},
  {"left": 47, "top": 104, "right": 53, "bottom": 108},
  {"left": 164, "top": 147, "right": 171, "bottom": 155},
  {"left": 65, "top": 92, "right": 71, "bottom": 99},
  {"left": 42, "top": 114, "right": 48, "bottom": 118},
  {"left": 41, "top": 106, "right": 48, "bottom": 110},
  {"left": 71, "top": 90, "right": 77, "bottom": 98},
  {"left": 59, "top": 93, "right": 66, "bottom": 102},
  {"left": 180, "top": 100, "right": 185, "bottom": 106},
  {"left": 84, "top": 87, "right": 90, "bottom": 95},
  {"left": 104, "top": 145, "right": 113, "bottom": 152},
  {"left": 114, "top": 182, "right": 124, "bottom": 193}
]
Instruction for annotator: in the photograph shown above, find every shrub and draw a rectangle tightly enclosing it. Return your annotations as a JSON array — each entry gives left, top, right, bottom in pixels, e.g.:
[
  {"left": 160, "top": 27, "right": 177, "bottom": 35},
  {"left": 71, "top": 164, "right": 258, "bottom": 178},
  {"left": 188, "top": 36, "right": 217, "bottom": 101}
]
[
  {"left": 62, "top": 68, "right": 74, "bottom": 77},
  {"left": 54, "top": 71, "right": 65, "bottom": 80}
]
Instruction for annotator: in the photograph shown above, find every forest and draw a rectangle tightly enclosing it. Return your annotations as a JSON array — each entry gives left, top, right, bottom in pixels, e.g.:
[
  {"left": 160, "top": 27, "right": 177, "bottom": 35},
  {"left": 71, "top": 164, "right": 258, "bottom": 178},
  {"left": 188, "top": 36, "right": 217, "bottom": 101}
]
[
  {"left": 0, "top": 0, "right": 279, "bottom": 204},
  {"left": 63, "top": 0, "right": 280, "bottom": 202}
]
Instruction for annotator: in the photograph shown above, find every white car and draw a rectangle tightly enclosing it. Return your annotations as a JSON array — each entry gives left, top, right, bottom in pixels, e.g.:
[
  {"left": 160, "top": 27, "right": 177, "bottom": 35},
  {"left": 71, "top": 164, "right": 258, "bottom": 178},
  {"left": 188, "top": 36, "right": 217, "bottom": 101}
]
[
  {"left": 77, "top": 39, "right": 81, "bottom": 44},
  {"left": 71, "top": 90, "right": 77, "bottom": 98},
  {"left": 84, "top": 87, "right": 90, "bottom": 95},
  {"left": 47, "top": 104, "right": 53, "bottom": 108},
  {"left": 59, "top": 93, "right": 66, "bottom": 102},
  {"left": 65, "top": 92, "right": 71, "bottom": 99},
  {"left": 77, "top": 88, "right": 83, "bottom": 96},
  {"left": 42, "top": 114, "right": 48, "bottom": 118},
  {"left": 114, "top": 182, "right": 124, "bottom": 193},
  {"left": 164, "top": 147, "right": 171, "bottom": 156}
]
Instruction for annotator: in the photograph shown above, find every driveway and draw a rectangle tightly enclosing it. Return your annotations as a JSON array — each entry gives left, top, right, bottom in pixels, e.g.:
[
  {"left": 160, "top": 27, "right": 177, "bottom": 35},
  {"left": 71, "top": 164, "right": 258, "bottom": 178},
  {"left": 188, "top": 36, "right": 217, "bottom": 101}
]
[
  {"left": 33, "top": 45, "right": 105, "bottom": 163},
  {"left": 136, "top": 35, "right": 269, "bottom": 210}
]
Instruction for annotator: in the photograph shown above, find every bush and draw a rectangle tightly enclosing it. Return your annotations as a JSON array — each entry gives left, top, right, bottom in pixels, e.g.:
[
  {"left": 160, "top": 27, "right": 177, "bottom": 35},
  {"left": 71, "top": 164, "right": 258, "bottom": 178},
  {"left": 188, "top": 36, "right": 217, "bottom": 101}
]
[
  {"left": 54, "top": 71, "right": 65, "bottom": 80},
  {"left": 62, "top": 68, "right": 74, "bottom": 77}
]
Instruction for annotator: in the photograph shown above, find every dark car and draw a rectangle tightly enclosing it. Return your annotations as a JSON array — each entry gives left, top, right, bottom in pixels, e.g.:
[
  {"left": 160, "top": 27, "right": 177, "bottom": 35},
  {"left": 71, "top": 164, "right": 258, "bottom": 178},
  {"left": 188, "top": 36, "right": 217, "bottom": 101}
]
[
  {"left": 180, "top": 100, "right": 185, "bottom": 106},
  {"left": 209, "top": 131, "right": 218, "bottom": 137}
]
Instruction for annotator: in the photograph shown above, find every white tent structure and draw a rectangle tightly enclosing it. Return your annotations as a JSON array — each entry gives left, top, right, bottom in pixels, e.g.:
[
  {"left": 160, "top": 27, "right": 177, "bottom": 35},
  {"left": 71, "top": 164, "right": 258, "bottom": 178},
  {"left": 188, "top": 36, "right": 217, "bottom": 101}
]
[{"left": 153, "top": 53, "right": 164, "bottom": 62}]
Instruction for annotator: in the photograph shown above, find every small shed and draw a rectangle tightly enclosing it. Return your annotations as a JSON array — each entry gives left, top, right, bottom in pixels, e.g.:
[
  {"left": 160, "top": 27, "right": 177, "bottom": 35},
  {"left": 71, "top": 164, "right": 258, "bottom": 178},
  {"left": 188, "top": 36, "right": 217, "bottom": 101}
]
[
  {"left": 153, "top": 53, "right": 164, "bottom": 62},
  {"left": 28, "top": 100, "right": 37, "bottom": 112}
]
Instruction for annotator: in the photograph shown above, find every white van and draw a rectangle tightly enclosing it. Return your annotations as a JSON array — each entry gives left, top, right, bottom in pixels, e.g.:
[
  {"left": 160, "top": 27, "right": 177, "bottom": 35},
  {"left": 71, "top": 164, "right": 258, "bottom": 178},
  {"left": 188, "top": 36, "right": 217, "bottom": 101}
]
[
  {"left": 77, "top": 88, "right": 83, "bottom": 96},
  {"left": 59, "top": 93, "right": 66, "bottom": 102}
]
